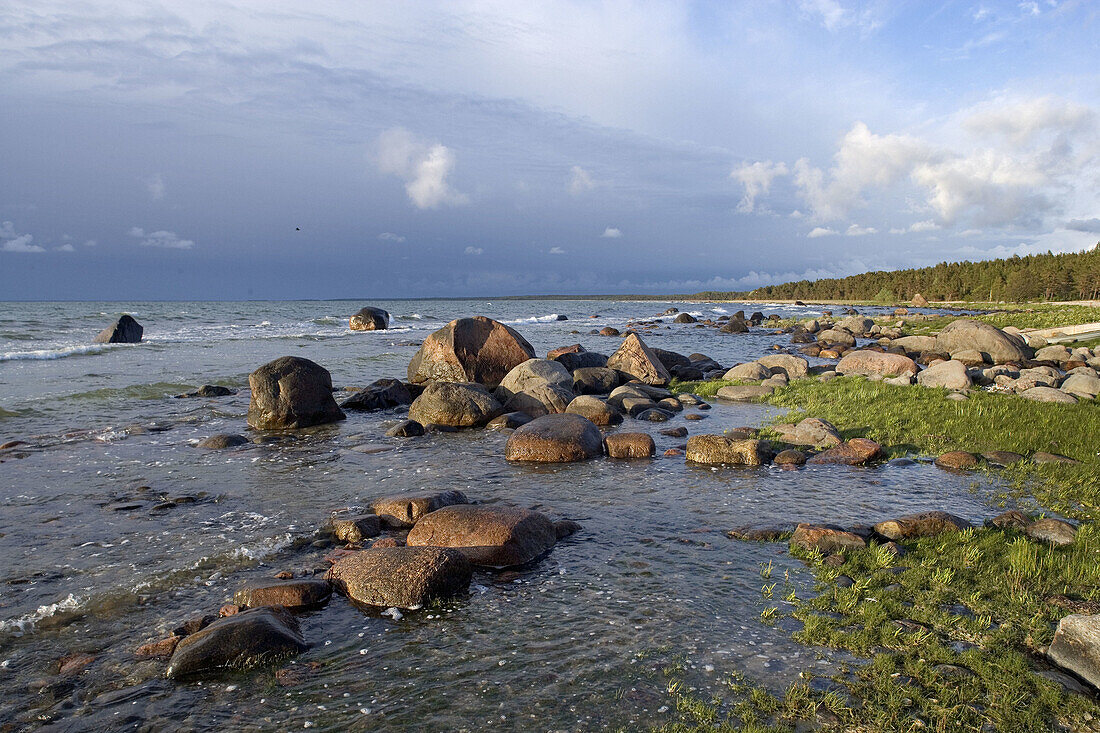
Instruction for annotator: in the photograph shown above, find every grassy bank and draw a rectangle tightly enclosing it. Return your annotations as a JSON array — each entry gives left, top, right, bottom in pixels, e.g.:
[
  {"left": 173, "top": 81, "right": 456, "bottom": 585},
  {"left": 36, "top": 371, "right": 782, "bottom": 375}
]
[{"left": 657, "top": 376, "right": 1100, "bottom": 731}]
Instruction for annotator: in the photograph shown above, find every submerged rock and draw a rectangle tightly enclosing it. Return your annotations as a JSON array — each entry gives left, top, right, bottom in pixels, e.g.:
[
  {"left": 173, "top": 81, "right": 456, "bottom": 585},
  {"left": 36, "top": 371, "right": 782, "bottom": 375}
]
[
  {"left": 405, "top": 505, "right": 558, "bottom": 568},
  {"left": 94, "top": 314, "right": 143, "bottom": 344},
  {"left": 685, "top": 435, "right": 772, "bottom": 466},
  {"left": 247, "top": 356, "right": 345, "bottom": 430},
  {"left": 326, "top": 547, "right": 472, "bottom": 609},
  {"left": 197, "top": 434, "right": 249, "bottom": 450},
  {"left": 166, "top": 606, "right": 307, "bottom": 679}
]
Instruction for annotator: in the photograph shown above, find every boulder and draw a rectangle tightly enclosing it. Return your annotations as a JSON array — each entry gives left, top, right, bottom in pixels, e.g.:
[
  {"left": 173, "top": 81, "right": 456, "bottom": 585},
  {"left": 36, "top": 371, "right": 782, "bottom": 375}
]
[
  {"left": 911, "top": 293, "right": 929, "bottom": 307},
  {"left": 247, "top": 356, "right": 345, "bottom": 430},
  {"left": 715, "top": 385, "right": 774, "bottom": 401},
  {"left": 1020, "top": 387, "right": 1077, "bottom": 404},
  {"left": 806, "top": 438, "right": 881, "bottom": 465},
  {"left": 349, "top": 306, "right": 389, "bottom": 331},
  {"left": 176, "top": 385, "right": 236, "bottom": 398},
  {"left": 233, "top": 579, "right": 332, "bottom": 610},
  {"left": 891, "top": 335, "right": 937, "bottom": 354},
  {"left": 934, "top": 451, "right": 979, "bottom": 470},
  {"left": 757, "top": 354, "right": 810, "bottom": 379},
  {"left": 495, "top": 359, "right": 573, "bottom": 400},
  {"left": 370, "top": 490, "right": 469, "bottom": 529},
  {"left": 94, "top": 314, "right": 143, "bottom": 344},
  {"left": 774, "top": 418, "right": 842, "bottom": 447},
  {"left": 504, "top": 413, "right": 603, "bottom": 462},
  {"left": 982, "top": 450, "right": 1025, "bottom": 467},
  {"left": 724, "top": 362, "right": 771, "bottom": 381},
  {"left": 405, "top": 505, "right": 558, "bottom": 567},
  {"left": 407, "top": 382, "right": 502, "bottom": 427},
  {"left": 407, "top": 316, "right": 536, "bottom": 389},
  {"left": 1049, "top": 614, "right": 1100, "bottom": 690},
  {"left": 818, "top": 328, "right": 856, "bottom": 346},
  {"left": 916, "top": 359, "right": 972, "bottom": 390},
  {"left": 685, "top": 435, "right": 772, "bottom": 466},
  {"left": 1034, "top": 345, "right": 1073, "bottom": 364},
  {"left": 790, "top": 524, "right": 867, "bottom": 553},
  {"left": 606, "top": 333, "right": 671, "bottom": 386},
  {"left": 198, "top": 433, "right": 249, "bottom": 450},
  {"left": 873, "top": 511, "right": 971, "bottom": 540},
  {"left": 774, "top": 449, "right": 807, "bottom": 466},
  {"left": 1061, "top": 373, "right": 1100, "bottom": 399},
  {"left": 935, "top": 319, "right": 1029, "bottom": 364},
  {"left": 386, "top": 419, "right": 424, "bottom": 437},
  {"left": 565, "top": 395, "right": 624, "bottom": 426},
  {"left": 326, "top": 547, "right": 472, "bottom": 609},
  {"left": 719, "top": 319, "right": 749, "bottom": 333},
  {"left": 501, "top": 383, "right": 573, "bottom": 418},
  {"left": 652, "top": 348, "right": 690, "bottom": 372},
  {"left": 838, "top": 316, "right": 874, "bottom": 335},
  {"left": 1024, "top": 518, "right": 1077, "bottom": 546},
  {"left": 572, "top": 367, "right": 620, "bottom": 395},
  {"left": 341, "top": 378, "right": 413, "bottom": 411},
  {"left": 551, "top": 347, "right": 608, "bottom": 372},
  {"left": 166, "top": 606, "right": 307, "bottom": 678},
  {"left": 836, "top": 350, "right": 918, "bottom": 378},
  {"left": 673, "top": 313, "right": 697, "bottom": 323},
  {"left": 604, "top": 432, "right": 655, "bottom": 459},
  {"left": 331, "top": 514, "right": 383, "bottom": 542},
  {"left": 485, "top": 412, "right": 533, "bottom": 430}
]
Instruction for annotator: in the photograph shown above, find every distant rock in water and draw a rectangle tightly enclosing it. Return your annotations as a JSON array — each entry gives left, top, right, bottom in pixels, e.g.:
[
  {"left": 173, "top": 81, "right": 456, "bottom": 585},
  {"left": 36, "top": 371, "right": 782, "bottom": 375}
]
[
  {"left": 247, "top": 356, "right": 346, "bottom": 430},
  {"left": 93, "top": 314, "right": 143, "bottom": 344},
  {"left": 349, "top": 306, "right": 389, "bottom": 331}
]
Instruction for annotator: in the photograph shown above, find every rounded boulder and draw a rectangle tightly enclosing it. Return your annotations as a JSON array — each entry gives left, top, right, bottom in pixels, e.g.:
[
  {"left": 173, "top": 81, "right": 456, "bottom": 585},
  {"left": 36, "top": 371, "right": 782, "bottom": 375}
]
[{"left": 504, "top": 413, "right": 603, "bottom": 462}]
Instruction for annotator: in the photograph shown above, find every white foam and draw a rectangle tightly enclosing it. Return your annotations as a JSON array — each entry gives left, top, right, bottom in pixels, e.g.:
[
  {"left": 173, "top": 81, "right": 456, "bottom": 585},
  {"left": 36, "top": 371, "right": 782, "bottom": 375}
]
[
  {"left": 505, "top": 313, "right": 562, "bottom": 324},
  {"left": 0, "top": 593, "right": 84, "bottom": 635},
  {"left": 0, "top": 344, "right": 116, "bottom": 361}
]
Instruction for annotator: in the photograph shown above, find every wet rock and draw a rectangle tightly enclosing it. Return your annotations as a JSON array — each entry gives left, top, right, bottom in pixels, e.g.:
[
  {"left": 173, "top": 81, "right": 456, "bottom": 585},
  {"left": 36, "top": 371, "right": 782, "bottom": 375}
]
[
  {"left": 349, "top": 306, "right": 389, "bottom": 331},
  {"left": 331, "top": 514, "right": 383, "bottom": 542},
  {"left": 407, "top": 381, "right": 502, "bottom": 428},
  {"left": 371, "top": 537, "right": 403, "bottom": 548},
  {"left": 873, "top": 511, "right": 971, "bottom": 540},
  {"left": 836, "top": 350, "right": 918, "bottom": 378},
  {"left": 495, "top": 359, "right": 573, "bottom": 401},
  {"left": 174, "top": 614, "right": 217, "bottom": 637},
  {"left": 386, "top": 419, "right": 424, "bottom": 437},
  {"left": 774, "top": 449, "right": 807, "bottom": 466},
  {"left": 504, "top": 413, "right": 603, "bottom": 462},
  {"left": 554, "top": 519, "right": 582, "bottom": 539},
  {"left": 1025, "top": 518, "right": 1077, "bottom": 546},
  {"left": 726, "top": 527, "right": 788, "bottom": 541},
  {"left": 572, "top": 366, "right": 620, "bottom": 395},
  {"left": 1048, "top": 614, "right": 1100, "bottom": 691},
  {"left": 719, "top": 318, "right": 749, "bottom": 333},
  {"left": 934, "top": 451, "right": 979, "bottom": 470},
  {"left": 234, "top": 579, "right": 332, "bottom": 610},
  {"left": 406, "top": 505, "right": 558, "bottom": 567},
  {"left": 341, "top": 379, "right": 412, "bottom": 411},
  {"left": 660, "top": 426, "right": 688, "bottom": 438},
  {"left": 247, "top": 356, "right": 345, "bottom": 430},
  {"left": 636, "top": 408, "right": 672, "bottom": 422},
  {"left": 501, "top": 383, "right": 573, "bottom": 418},
  {"left": 219, "top": 604, "right": 241, "bottom": 617},
  {"left": 935, "top": 319, "right": 1030, "bottom": 364},
  {"left": 989, "top": 510, "right": 1030, "bottom": 529},
  {"left": 684, "top": 413, "right": 706, "bottom": 421},
  {"left": 485, "top": 412, "right": 533, "bottom": 430},
  {"left": 135, "top": 636, "right": 180, "bottom": 658},
  {"left": 773, "top": 417, "right": 842, "bottom": 447},
  {"left": 790, "top": 524, "right": 867, "bottom": 553},
  {"left": 166, "top": 606, "right": 307, "bottom": 678},
  {"left": 652, "top": 348, "right": 690, "bottom": 373},
  {"left": 715, "top": 385, "right": 774, "bottom": 401},
  {"left": 599, "top": 326, "right": 620, "bottom": 337},
  {"left": 327, "top": 547, "right": 472, "bottom": 609},
  {"left": 685, "top": 435, "right": 772, "bottom": 466},
  {"left": 57, "top": 653, "right": 95, "bottom": 676},
  {"left": 663, "top": 448, "right": 684, "bottom": 457},
  {"left": 407, "top": 316, "right": 536, "bottom": 389},
  {"left": 982, "top": 450, "right": 1025, "bottom": 467},
  {"left": 805, "top": 438, "right": 881, "bottom": 466},
  {"left": 724, "top": 362, "right": 771, "bottom": 381},
  {"left": 606, "top": 333, "right": 671, "bottom": 386},
  {"left": 604, "top": 432, "right": 655, "bottom": 459},
  {"left": 197, "top": 434, "right": 249, "bottom": 450},
  {"left": 673, "top": 313, "right": 696, "bottom": 323},
  {"left": 370, "top": 490, "right": 469, "bottom": 529},
  {"left": 176, "top": 385, "right": 236, "bottom": 398},
  {"left": 94, "top": 314, "right": 143, "bottom": 344}
]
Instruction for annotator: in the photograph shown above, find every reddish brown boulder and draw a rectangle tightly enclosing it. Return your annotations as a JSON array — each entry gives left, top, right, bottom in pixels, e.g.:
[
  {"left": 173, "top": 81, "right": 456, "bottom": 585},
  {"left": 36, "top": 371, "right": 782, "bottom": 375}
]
[
  {"left": 790, "top": 524, "right": 867, "bottom": 552},
  {"left": 331, "top": 514, "right": 382, "bottom": 542},
  {"left": 934, "top": 451, "right": 979, "bottom": 470},
  {"left": 370, "top": 490, "right": 469, "bottom": 529},
  {"left": 873, "top": 511, "right": 971, "bottom": 540},
  {"left": 247, "top": 356, "right": 345, "bottom": 430},
  {"left": 136, "top": 636, "right": 180, "bottom": 658},
  {"left": 233, "top": 579, "right": 332, "bottom": 610},
  {"left": 604, "top": 432, "right": 655, "bottom": 459},
  {"left": 685, "top": 435, "right": 772, "bottom": 466},
  {"left": 407, "top": 316, "right": 536, "bottom": 389},
  {"left": 606, "top": 333, "right": 671, "bottom": 386},
  {"left": 806, "top": 438, "right": 882, "bottom": 465},
  {"left": 326, "top": 547, "right": 472, "bottom": 608},
  {"left": 406, "top": 505, "right": 558, "bottom": 567}
]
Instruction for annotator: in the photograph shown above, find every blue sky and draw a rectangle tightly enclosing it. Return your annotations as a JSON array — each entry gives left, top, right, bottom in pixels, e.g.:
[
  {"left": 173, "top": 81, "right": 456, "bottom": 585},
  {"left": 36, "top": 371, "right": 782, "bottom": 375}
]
[{"left": 1, "top": 0, "right": 1098, "bottom": 299}]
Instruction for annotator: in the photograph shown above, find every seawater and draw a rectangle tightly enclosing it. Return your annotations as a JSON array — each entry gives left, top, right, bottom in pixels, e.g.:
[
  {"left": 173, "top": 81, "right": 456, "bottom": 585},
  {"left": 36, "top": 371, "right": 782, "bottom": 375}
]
[{"left": 0, "top": 299, "right": 1006, "bottom": 731}]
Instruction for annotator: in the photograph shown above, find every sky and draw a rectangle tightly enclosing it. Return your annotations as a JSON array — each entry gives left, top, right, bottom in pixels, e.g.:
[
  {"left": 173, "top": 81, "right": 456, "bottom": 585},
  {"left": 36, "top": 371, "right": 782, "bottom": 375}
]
[{"left": 1, "top": 0, "right": 1099, "bottom": 300}]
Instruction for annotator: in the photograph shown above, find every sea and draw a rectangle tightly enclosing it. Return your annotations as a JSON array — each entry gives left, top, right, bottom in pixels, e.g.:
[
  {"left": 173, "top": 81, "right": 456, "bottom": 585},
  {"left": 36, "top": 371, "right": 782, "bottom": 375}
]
[{"left": 0, "top": 298, "right": 1008, "bottom": 731}]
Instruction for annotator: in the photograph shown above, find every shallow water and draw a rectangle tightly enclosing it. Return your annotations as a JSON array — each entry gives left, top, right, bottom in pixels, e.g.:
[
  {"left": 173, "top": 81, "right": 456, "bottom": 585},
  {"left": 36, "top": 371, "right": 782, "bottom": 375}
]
[{"left": 0, "top": 299, "right": 1005, "bottom": 731}]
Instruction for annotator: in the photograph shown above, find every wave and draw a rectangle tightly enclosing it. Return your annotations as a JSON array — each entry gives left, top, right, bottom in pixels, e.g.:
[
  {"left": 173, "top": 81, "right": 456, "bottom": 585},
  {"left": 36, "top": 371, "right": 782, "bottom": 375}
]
[
  {"left": 504, "top": 313, "right": 564, "bottom": 324},
  {"left": 0, "top": 593, "right": 84, "bottom": 636},
  {"left": 710, "top": 307, "right": 729, "bottom": 314},
  {"left": 311, "top": 316, "right": 342, "bottom": 325},
  {"left": 0, "top": 344, "right": 118, "bottom": 361},
  {"left": 396, "top": 313, "right": 425, "bottom": 320}
]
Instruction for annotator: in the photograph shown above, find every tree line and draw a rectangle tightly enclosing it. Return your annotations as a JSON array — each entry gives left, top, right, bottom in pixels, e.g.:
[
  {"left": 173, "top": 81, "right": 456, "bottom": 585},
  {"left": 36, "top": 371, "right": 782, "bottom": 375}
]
[{"left": 717, "top": 244, "right": 1100, "bottom": 303}]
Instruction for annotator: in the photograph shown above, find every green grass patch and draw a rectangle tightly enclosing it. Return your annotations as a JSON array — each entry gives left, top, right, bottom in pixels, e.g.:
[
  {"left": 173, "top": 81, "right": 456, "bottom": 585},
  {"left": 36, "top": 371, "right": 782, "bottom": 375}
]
[{"left": 900, "top": 303, "right": 1100, "bottom": 334}]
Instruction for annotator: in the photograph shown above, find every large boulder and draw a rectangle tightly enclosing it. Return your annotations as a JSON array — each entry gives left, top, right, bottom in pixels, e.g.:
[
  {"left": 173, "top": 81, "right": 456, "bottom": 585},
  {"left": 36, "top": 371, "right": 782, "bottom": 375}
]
[
  {"left": 572, "top": 366, "right": 620, "bottom": 395},
  {"left": 94, "top": 314, "right": 143, "bottom": 344},
  {"left": 495, "top": 359, "right": 574, "bottom": 400},
  {"left": 891, "top": 335, "right": 937, "bottom": 354},
  {"left": 505, "top": 413, "right": 603, "bottom": 462},
  {"left": 685, "top": 435, "right": 772, "bottom": 466},
  {"left": 724, "top": 362, "right": 772, "bottom": 381},
  {"left": 247, "top": 356, "right": 345, "bottom": 430},
  {"left": 349, "top": 306, "right": 389, "bottom": 331},
  {"left": 549, "top": 345, "right": 608, "bottom": 371},
  {"left": 565, "top": 395, "right": 623, "bottom": 426},
  {"left": 873, "top": 511, "right": 971, "bottom": 540},
  {"left": 1061, "top": 373, "right": 1100, "bottom": 399},
  {"left": 757, "top": 354, "right": 810, "bottom": 379},
  {"left": 652, "top": 348, "right": 691, "bottom": 373},
  {"left": 817, "top": 328, "right": 856, "bottom": 347},
  {"left": 407, "top": 382, "right": 501, "bottom": 427},
  {"left": 405, "top": 505, "right": 558, "bottom": 567},
  {"left": 1049, "top": 614, "right": 1100, "bottom": 690},
  {"left": 806, "top": 438, "right": 882, "bottom": 465},
  {"left": 407, "top": 316, "right": 536, "bottom": 389},
  {"left": 838, "top": 316, "right": 874, "bottom": 335},
  {"left": 773, "top": 418, "right": 842, "bottom": 447},
  {"left": 604, "top": 432, "right": 655, "bottom": 459},
  {"left": 836, "top": 350, "right": 918, "bottom": 378},
  {"left": 606, "top": 333, "right": 671, "bottom": 386},
  {"left": 371, "top": 490, "right": 469, "bottom": 529},
  {"left": 934, "top": 319, "right": 1030, "bottom": 365},
  {"left": 340, "top": 378, "right": 413, "bottom": 411},
  {"left": 326, "top": 547, "right": 472, "bottom": 609},
  {"left": 911, "top": 293, "right": 929, "bottom": 307},
  {"left": 1020, "top": 386, "right": 1077, "bottom": 404},
  {"left": 501, "top": 383, "right": 573, "bottom": 418},
  {"left": 166, "top": 606, "right": 307, "bottom": 678},
  {"left": 916, "top": 359, "right": 972, "bottom": 390}
]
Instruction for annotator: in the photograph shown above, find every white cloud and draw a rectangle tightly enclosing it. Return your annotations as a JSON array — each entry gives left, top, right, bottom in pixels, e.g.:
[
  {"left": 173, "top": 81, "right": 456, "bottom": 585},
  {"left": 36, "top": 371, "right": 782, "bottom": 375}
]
[
  {"left": 378, "top": 232, "right": 406, "bottom": 242},
  {"left": 376, "top": 127, "right": 468, "bottom": 210},
  {"left": 845, "top": 224, "right": 877, "bottom": 236},
  {"left": 0, "top": 221, "right": 44, "bottom": 252},
  {"left": 548, "top": 246, "right": 565, "bottom": 254},
  {"left": 908, "top": 219, "right": 940, "bottom": 232},
  {"left": 798, "top": 0, "right": 848, "bottom": 31},
  {"left": 601, "top": 227, "right": 622, "bottom": 238},
  {"left": 731, "top": 160, "right": 788, "bottom": 213},
  {"left": 463, "top": 246, "right": 483, "bottom": 255},
  {"left": 807, "top": 226, "right": 837, "bottom": 238},
  {"left": 1066, "top": 218, "right": 1100, "bottom": 233},
  {"left": 568, "top": 166, "right": 595, "bottom": 195},
  {"left": 146, "top": 173, "right": 166, "bottom": 200},
  {"left": 56, "top": 243, "right": 76, "bottom": 252},
  {"left": 963, "top": 96, "right": 1094, "bottom": 147},
  {"left": 129, "top": 227, "right": 195, "bottom": 249}
]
